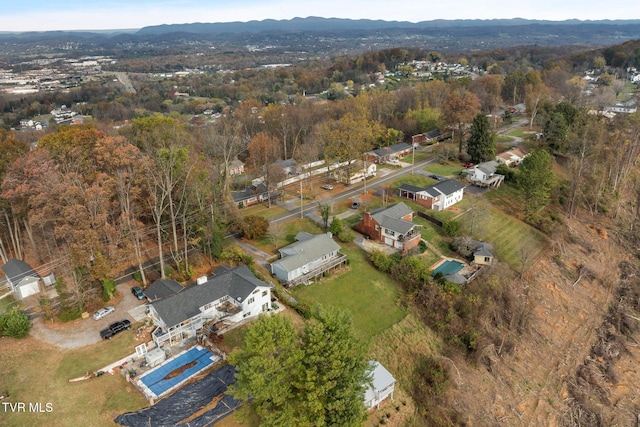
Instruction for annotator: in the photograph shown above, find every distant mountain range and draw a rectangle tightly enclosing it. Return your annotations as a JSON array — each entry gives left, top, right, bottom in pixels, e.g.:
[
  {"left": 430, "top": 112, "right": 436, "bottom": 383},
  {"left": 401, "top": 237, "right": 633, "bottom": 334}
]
[
  {"left": 1, "top": 17, "right": 640, "bottom": 57},
  {"left": 135, "top": 17, "right": 640, "bottom": 36}
]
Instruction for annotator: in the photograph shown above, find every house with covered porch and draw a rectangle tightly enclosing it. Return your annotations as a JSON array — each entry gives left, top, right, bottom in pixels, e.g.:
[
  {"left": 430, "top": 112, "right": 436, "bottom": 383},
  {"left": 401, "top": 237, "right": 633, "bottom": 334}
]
[
  {"left": 270, "top": 232, "right": 347, "bottom": 287},
  {"left": 147, "top": 265, "right": 272, "bottom": 347}
]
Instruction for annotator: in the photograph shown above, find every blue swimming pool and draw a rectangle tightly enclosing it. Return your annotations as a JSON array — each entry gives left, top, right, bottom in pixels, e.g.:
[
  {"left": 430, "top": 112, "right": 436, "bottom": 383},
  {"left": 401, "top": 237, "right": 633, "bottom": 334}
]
[
  {"left": 138, "top": 346, "right": 218, "bottom": 399},
  {"left": 432, "top": 260, "right": 464, "bottom": 276}
]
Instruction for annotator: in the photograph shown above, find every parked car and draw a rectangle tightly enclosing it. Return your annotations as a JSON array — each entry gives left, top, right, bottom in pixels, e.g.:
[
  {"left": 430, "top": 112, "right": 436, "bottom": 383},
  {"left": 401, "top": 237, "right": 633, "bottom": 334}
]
[
  {"left": 100, "top": 319, "right": 132, "bottom": 340},
  {"left": 463, "top": 163, "right": 474, "bottom": 168},
  {"left": 92, "top": 306, "right": 115, "bottom": 320},
  {"left": 131, "top": 286, "right": 146, "bottom": 300},
  {"left": 429, "top": 174, "right": 443, "bottom": 181},
  {"left": 351, "top": 201, "right": 361, "bottom": 209},
  {"left": 321, "top": 184, "right": 334, "bottom": 190}
]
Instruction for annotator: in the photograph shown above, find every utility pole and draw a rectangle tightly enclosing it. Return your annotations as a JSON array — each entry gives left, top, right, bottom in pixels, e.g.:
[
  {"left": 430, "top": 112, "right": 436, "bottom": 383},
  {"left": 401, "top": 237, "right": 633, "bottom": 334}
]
[
  {"left": 363, "top": 155, "right": 367, "bottom": 194},
  {"left": 300, "top": 178, "right": 303, "bottom": 219},
  {"left": 411, "top": 145, "right": 415, "bottom": 175}
]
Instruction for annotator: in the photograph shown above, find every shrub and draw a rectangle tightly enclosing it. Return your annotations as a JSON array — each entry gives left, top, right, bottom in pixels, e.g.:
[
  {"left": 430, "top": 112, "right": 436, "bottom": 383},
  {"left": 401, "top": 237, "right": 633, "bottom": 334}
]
[
  {"left": 337, "top": 228, "right": 355, "bottom": 243},
  {"left": 58, "top": 306, "right": 83, "bottom": 323},
  {"left": 101, "top": 279, "right": 117, "bottom": 301},
  {"left": 329, "top": 217, "right": 343, "bottom": 235},
  {"left": 442, "top": 220, "right": 460, "bottom": 237},
  {"left": 0, "top": 309, "right": 31, "bottom": 338},
  {"left": 132, "top": 271, "right": 143, "bottom": 283}
]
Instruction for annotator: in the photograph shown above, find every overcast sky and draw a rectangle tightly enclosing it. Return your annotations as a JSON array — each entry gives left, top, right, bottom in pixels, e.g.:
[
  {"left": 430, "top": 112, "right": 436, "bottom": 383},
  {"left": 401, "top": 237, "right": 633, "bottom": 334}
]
[{"left": 2, "top": 0, "right": 639, "bottom": 32}]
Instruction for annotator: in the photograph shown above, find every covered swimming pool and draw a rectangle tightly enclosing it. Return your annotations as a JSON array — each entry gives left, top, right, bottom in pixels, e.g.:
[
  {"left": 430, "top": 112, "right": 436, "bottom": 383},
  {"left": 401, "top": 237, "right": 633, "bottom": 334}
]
[
  {"left": 137, "top": 345, "right": 219, "bottom": 400},
  {"left": 432, "top": 260, "right": 465, "bottom": 277}
]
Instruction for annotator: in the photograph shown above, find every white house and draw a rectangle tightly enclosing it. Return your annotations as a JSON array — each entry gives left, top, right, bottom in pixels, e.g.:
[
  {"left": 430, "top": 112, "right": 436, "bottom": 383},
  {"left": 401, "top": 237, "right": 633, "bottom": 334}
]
[
  {"left": 495, "top": 147, "right": 528, "bottom": 167},
  {"left": 147, "top": 265, "right": 272, "bottom": 347},
  {"left": 332, "top": 160, "right": 376, "bottom": 185},
  {"left": 399, "top": 179, "right": 465, "bottom": 211},
  {"left": 462, "top": 160, "right": 504, "bottom": 188},
  {"left": 270, "top": 232, "right": 347, "bottom": 287},
  {"left": 1, "top": 259, "right": 41, "bottom": 299},
  {"left": 364, "top": 361, "right": 396, "bottom": 410}
]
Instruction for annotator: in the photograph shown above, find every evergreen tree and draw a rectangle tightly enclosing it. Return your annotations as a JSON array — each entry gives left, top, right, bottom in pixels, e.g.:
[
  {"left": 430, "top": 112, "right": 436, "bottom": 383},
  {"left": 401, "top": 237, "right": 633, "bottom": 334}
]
[
  {"left": 466, "top": 113, "right": 496, "bottom": 164},
  {"left": 297, "top": 306, "right": 369, "bottom": 427},
  {"left": 517, "top": 149, "right": 557, "bottom": 217},
  {"left": 227, "top": 315, "right": 303, "bottom": 426},
  {"left": 228, "top": 306, "right": 369, "bottom": 426}
]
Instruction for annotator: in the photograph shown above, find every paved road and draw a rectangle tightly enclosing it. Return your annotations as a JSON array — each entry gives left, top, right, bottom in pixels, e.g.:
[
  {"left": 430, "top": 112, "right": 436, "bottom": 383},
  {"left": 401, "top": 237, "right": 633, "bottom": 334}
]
[{"left": 270, "top": 156, "right": 436, "bottom": 227}]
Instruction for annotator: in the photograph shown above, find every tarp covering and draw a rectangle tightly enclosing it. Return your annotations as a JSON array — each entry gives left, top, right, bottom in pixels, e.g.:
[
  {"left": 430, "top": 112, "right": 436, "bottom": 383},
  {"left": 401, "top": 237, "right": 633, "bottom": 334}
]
[{"left": 115, "top": 365, "right": 241, "bottom": 427}]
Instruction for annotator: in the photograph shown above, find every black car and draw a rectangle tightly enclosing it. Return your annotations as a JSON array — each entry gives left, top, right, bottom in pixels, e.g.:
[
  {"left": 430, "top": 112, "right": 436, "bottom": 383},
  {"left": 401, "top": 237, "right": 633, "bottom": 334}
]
[
  {"left": 131, "top": 286, "right": 146, "bottom": 300},
  {"left": 351, "top": 201, "right": 361, "bottom": 209},
  {"left": 429, "top": 174, "right": 443, "bottom": 181},
  {"left": 100, "top": 319, "right": 132, "bottom": 340}
]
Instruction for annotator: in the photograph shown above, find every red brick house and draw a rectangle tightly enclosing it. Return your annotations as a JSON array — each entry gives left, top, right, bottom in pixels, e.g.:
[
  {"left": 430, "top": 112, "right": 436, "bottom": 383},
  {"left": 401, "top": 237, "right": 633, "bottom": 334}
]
[{"left": 355, "top": 202, "right": 421, "bottom": 253}]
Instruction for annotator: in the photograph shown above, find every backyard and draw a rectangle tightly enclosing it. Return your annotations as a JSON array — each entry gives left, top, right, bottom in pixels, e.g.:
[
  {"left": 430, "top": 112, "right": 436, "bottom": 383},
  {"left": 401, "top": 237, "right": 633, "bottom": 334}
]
[{"left": 290, "top": 243, "right": 408, "bottom": 343}]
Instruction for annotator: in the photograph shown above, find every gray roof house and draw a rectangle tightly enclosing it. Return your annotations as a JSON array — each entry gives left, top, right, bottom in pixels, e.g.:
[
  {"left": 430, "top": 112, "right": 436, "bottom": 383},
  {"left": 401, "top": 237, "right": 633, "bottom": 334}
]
[
  {"left": 356, "top": 202, "right": 422, "bottom": 253},
  {"left": 462, "top": 160, "right": 504, "bottom": 188},
  {"left": 366, "top": 143, "right": 413, "bottom": 164},
  {"left": 270, "top": 232, "right": 347, "bottom": 287},
  {"left": 147, "top": 265, "right": 272, "bottom": 347},
  {"left": 364, "top": 361, "right": 396, "bottom": 410},
  {"left": 1, "top": 259, "right": 41, "bottom": 299},
  {"left": 144, "top": 278, "right": 183, "bottom": 301},
  {"left": 399, "top": 179, "right": 465, "bottom": 211},
  {"left": 473, "top": 242, "right": 494, "bottom": 265}
]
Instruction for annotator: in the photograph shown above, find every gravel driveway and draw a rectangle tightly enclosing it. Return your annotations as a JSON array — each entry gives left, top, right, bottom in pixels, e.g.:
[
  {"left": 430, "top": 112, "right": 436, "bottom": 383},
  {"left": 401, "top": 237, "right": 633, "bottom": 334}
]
[{"left": 30, "top": 282, "right": 146, "bottom": 349}]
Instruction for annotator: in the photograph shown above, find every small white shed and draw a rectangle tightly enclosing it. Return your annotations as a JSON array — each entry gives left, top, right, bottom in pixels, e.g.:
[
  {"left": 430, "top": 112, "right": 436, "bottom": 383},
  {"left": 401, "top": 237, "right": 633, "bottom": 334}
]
[{"left": 364, "top": 361, "right": 396, "bottom": 410}]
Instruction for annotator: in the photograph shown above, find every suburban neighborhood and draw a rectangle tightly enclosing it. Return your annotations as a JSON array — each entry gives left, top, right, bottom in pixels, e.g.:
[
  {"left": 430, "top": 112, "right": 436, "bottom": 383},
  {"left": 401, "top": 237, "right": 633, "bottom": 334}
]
[{"left": 2, "top": 12, "right": 640, "bottom": 427}]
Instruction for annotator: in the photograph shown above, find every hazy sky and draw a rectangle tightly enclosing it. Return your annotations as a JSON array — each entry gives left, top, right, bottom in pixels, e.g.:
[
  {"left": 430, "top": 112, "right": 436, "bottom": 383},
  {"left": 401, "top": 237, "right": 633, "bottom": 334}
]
[{"left": 2, "top": 0, "right": 639, "bottom": 32}]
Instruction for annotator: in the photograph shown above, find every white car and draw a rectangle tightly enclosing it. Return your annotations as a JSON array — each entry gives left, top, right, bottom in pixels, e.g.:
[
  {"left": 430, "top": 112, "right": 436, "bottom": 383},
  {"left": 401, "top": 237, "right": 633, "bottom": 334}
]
[
  {"left": 321, "top": 184, "right": 334, "bottom": 190},
  {"left": 92, "top": 306, "right": 115, "bottom": 320}
]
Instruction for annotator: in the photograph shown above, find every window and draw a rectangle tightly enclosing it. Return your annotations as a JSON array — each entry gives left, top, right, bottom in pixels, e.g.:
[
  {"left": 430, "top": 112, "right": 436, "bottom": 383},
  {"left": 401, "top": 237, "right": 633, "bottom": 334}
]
[
  {"left": 247, "top": 297, "right": 255, "bottom": 304},
  {"left": 243, "top": 311, "right": 251, "bottom": 318},
  {"left": 484, "top": 257, "right": 491, "bottom": 263},
  {"left": 385, "top": 229, "right": 395, "bottom": 237},
  {"left": 375, "top": 225, "right": 379, "bottom": 231},
  {"left": 203, "top": 303, "right": 213, "bottom": 311},
  {"left": 262, "top": 291, "right": 268, "bottom": 297},
  {"left": 252, "top": 289, "right": 259, "bottom": 294}
]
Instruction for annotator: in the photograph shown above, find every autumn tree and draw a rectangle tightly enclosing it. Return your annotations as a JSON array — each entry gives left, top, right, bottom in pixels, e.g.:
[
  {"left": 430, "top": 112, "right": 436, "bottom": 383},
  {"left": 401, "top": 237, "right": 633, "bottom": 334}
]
[
  {"left": 122, "top": 116, "right": 195, "bottom": 278},
  {"left": 441, "top": 88, "right": 481, "bottom": 153},
  {"left": 319, "top": 112, "right": 381, "bottom": 184},
  {"left": 466, "top": 114, "right": 496, "bottom": 164}
]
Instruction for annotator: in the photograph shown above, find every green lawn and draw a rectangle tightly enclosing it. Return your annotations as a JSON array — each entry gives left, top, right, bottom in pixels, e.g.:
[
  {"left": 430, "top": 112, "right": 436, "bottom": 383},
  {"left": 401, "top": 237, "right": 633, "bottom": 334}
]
[
  {"left": 390, "top": 174, "right": 436, "bottom": 189},
  {"left": 290, "top": 243, "right": 407, "bottom": 343},
  {"left": 254, "top": 218, "right": 324, "bottom": 254},
  {"left": 456, "top": 192, "right": 548, "bottom": 270},
  {"left": 423, "top": 161, "right": 463, "bottom": 177},
  {"left": 413, "top": 217, "right": 456, "bottom": 257},
  {"left": 496, "top": 135, "right": 516, "bottom": 143}
]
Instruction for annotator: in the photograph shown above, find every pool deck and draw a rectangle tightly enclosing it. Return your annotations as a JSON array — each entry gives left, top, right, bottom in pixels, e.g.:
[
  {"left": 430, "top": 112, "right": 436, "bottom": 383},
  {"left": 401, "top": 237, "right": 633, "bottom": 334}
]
[{"left": 136, "top": 345, "right": 221, "bottom": 401}]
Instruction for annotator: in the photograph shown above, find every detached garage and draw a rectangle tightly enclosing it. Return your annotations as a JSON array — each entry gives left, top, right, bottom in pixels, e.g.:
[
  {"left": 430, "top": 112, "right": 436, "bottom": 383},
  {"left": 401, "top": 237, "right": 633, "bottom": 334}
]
[{"left": 1, "top": 259, "right": 41, "bottom": 299}]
